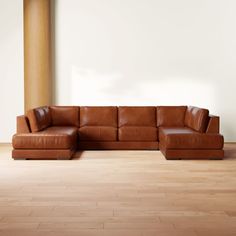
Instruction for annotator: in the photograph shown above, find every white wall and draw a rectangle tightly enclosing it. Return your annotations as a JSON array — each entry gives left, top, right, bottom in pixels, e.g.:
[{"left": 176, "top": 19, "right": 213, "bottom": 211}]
[
  {"left": 1, "top": 1, "right": 235, "bottom": 143},
  {"left": 55, "top": 0, "right": 236, "bottom": 141},
  {"left": 0, "top": 1, "right": 24, "bottom": 142}
]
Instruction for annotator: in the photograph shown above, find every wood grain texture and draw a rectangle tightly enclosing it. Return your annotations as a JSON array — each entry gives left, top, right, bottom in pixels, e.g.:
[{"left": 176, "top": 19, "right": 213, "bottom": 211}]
[
  {"left": 24, "top": 0, "right": 52, "bottom": 111},
  {"left": 0, "top": 144, "right": 236, "bottom": 235}
]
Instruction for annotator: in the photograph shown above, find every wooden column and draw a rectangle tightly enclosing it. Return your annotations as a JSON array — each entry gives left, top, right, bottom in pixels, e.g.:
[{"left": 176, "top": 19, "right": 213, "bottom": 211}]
[{"left": 24, "top": 0, "right": 52, "bottom": 111}]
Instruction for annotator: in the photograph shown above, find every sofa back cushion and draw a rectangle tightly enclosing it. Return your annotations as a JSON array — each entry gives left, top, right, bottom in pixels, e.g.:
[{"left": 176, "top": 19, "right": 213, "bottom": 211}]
[
  {"left": 118, "top": 106, "right": 156, "bottom": 127},
  {"left": 50, "top": 106, "right": 79, "bottom": 127},
  {"left": 157, "top": 106, "right": 187, "bottom": 127},
  {"left": 80, "top": 106, "right": 117, "bottom": 127},
  {"left": 27, "top": 106, "right": 51, "bottom": 132},
  {"left": 184, "top": 106, "right": 209, "bottom": 132}
]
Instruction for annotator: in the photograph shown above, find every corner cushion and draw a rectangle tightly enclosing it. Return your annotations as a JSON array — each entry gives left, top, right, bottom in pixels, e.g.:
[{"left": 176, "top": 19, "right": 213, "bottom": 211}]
[
  {"left": 184, "top": 106, "right": 209, "bottom": 132},
  {"left": 27, "top": 106, "right": 51, "bottom": 132}
]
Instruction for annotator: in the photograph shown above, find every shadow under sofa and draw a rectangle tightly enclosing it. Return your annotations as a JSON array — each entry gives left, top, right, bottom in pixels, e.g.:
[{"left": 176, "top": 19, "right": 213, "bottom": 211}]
[{"left": 12, "top": 106, "right": 224, "bottom": 160}]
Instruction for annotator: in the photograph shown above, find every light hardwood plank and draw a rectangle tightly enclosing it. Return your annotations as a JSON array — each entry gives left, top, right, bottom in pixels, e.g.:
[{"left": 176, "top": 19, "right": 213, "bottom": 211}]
[{"left": 0, "top": 144, "right": 235, "bottom": 236}]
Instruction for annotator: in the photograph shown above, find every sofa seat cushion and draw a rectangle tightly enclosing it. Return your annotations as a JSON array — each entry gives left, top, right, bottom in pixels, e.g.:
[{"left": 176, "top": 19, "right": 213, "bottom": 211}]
[
  {"left": 159, "top": 127, "right": 224, "bottom": 150},
  {"left": 79, "top": 126, "right": 117, "bottom": 141},
  {"left": 12, "top": 127, "right": 77, "bottom": 149},
  {"left": 119, "top": 126, "right": 158, "bottom": 141}
]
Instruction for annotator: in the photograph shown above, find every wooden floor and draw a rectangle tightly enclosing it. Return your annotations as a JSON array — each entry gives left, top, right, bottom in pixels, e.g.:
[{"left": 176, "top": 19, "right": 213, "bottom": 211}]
[{"left": 0, "top": 144, "right": 236, "bottom": 236}]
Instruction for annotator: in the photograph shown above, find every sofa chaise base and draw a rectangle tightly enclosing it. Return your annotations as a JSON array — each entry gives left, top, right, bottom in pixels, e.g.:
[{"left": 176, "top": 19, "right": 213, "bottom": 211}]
[
  {"left": 161, "top": 149, "right": 224, "bottom": 160},
  {"left": 12, "top": 149, "right": 74, "bottom": 160}
]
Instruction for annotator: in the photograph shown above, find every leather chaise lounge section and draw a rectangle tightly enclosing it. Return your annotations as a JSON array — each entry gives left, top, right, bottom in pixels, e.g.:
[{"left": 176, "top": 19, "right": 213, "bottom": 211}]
[{"left": 12, "top": 106, "right": 224, "bottom": 160}]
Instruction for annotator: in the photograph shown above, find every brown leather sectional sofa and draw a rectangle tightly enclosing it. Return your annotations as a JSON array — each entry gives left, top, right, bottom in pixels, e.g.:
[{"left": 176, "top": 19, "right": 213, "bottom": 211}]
[{"left": 12, "top": 106, "right": 224, "bottom": 160}]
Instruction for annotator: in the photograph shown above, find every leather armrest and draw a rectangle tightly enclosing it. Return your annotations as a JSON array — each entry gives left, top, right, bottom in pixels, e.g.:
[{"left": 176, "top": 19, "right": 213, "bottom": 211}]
[
  {"left": 17, "top": 115, "right": 31, "bottom": 134},
  {"left": 206, "top": 115, "right": 220, "bottom": 134}
]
